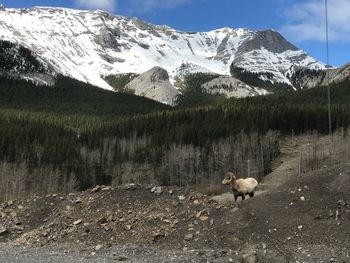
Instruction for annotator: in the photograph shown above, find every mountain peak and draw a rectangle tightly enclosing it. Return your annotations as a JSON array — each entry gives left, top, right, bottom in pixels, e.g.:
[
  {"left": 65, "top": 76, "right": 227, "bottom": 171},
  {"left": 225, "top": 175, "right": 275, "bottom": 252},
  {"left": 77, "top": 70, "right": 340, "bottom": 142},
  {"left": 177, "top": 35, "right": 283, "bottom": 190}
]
[
  {"left": 0, "top": 5, "right": 326, "bottom": 102},
  {"left": 210, "top": 27, "right": 251, "bottom": 35}
]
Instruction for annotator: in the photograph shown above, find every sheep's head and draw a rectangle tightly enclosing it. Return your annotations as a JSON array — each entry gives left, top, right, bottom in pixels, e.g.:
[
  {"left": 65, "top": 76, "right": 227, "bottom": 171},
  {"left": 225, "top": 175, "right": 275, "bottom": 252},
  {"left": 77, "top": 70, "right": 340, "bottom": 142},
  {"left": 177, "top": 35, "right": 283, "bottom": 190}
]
[{"left": 222, "top": 172, "right": 236, "bottom": 185}]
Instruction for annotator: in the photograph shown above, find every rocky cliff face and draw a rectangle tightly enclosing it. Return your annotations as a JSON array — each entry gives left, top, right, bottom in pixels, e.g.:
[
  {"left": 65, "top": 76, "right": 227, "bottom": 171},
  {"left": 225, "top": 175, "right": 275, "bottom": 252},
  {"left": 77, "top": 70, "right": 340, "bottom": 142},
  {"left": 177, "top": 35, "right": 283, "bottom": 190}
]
[
  {"left": 291, "top": 63, "right": 350, "bottom": 89},
  {"left": 125, "top": 67, "right": 180, "bottom": 105},
  {"left": 236, "top": 30, "right": 298, "bottom": 55},
  {"left": 201, "top": 76, "right": 268, "bottom": 98},
  {"left": 323, "top": 63, "right": 350, "bottom": 84}
]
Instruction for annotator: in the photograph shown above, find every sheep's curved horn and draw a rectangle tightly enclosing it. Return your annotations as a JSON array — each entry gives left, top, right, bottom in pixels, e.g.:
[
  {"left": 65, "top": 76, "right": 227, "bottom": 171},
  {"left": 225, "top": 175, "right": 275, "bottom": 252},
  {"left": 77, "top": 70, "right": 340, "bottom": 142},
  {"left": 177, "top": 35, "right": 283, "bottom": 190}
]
[{"left": 229, "top": 172, "right": 233, "bottom": 181}]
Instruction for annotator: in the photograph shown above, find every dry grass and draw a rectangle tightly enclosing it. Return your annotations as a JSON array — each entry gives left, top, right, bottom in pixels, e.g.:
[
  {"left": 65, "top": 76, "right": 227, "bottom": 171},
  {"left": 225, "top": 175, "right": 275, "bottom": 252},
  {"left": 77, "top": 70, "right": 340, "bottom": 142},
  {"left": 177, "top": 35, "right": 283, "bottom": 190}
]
[{"left": 299, "top": 129, "right": 350, "bottom": 175}]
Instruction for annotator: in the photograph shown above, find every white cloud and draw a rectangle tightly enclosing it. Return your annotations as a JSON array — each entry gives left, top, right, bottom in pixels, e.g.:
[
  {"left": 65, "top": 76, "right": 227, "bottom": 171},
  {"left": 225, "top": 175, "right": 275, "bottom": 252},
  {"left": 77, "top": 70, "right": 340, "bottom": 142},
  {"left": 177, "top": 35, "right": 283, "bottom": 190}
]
[
  {"left": 280, "top": 0, "right": 350, "bottom": 42},
  {"left": 74, "top": 0, "right": 117, "bottom": 12},
  {"left": 128, "top": 0, "right": 190, "bottom": 13}
]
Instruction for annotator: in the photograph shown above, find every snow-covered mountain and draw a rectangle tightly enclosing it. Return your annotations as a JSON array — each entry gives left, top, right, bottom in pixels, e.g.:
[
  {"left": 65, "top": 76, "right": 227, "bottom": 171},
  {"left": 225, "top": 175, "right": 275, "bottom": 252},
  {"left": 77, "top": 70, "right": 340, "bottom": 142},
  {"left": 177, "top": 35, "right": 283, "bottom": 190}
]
[{"left": 0, "top": 5, "right": 327, "bottom": 103}]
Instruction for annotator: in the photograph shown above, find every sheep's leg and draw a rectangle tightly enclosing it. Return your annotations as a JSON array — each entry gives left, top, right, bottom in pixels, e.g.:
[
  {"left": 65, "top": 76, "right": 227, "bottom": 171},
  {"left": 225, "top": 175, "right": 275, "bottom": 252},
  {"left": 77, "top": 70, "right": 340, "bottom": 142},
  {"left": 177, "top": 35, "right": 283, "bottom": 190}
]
[
  {"left": 241, "top": 194, "right": 245, "bottom": 201},
  {"left": 234, "top": 195, "right": 238, "bottom": 202},
  {"left": 249, "top": 192, "right": 254, "bottom": 198}
]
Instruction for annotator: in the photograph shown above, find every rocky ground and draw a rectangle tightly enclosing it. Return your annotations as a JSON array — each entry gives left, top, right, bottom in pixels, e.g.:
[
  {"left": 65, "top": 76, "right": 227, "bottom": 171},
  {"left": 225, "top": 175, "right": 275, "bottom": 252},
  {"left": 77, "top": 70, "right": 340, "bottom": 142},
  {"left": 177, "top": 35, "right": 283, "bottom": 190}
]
[{"left": 1, "top": 136, "right": 350, "bottom": 262}]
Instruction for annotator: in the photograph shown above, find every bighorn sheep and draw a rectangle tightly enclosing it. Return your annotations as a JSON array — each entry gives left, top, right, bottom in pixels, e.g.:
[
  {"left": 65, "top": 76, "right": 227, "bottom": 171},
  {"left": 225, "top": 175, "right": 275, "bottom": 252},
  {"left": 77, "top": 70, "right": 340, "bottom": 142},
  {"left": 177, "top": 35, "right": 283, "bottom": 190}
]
[{"left": 222, "top": 172, "right": 258, "bottom": 201}]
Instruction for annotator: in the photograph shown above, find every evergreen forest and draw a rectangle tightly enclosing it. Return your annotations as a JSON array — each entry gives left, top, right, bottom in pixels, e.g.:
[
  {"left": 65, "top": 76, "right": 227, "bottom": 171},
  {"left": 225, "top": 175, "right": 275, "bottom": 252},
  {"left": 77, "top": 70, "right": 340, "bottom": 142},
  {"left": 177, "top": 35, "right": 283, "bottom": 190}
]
[{"left": 0, "top": 72, "right": 349, "bottom": 201}]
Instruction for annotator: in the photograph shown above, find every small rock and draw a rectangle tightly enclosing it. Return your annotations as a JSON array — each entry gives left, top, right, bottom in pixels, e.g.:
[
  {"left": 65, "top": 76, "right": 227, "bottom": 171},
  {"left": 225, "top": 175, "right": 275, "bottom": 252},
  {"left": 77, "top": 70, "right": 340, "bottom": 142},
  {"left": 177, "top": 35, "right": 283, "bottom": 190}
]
[
  {"left": 150, "top": 187, "right": 157, "bottom": 193},
  {"left": 199, "top": 216, "right": 209, "bottom": 222},
  {"left": 298, "top": 225, "right": 303, "bottom": 230},
  {"left": 97, "top": 217, "right": 107, "bottom": 225},
  {"left": 242, "top": 251, "right": 257, "bottom": 263},
  {"left": 184, "top": 233, "right": 193, "bottom": 241},
  {"left": 116, "top": 255, "right": 128, "bottom": 261},
  {"left": 337, "top": 200, "right": 346, "bottom": 207},
  {"left": 195, "top": 210, "right": 204, "bottom": 218},
  {"left": 41, "top": 230, "right": 50, "bottom": 237},
  {"left": 154, "top": 187, "right": 163, "bottom": 195},
  {"left": 73, "top": 219, "right": 83, "bottom": 225},
  {"left": 13, "top": 225, "right": 24, "bottom": 232},
  {"left": 95, "top": 244, "right": 103, "bottom": 251},
  {"left": 7, "top": 200, "right": 13, "bottom": 206},
  {"left": 91, "top": 186, "right": 102, "bottom": 193},
  {"left": 300, "top": 196, "right": 305, "bottom": 201},
  {"left": 178, "top": 195, "right": 185, "bottom": 201},
  {"left": 152, "top": 232, "right": 165, "bottom": 242},
  {"left": 314, "top": 215, "right": 322, "bottom": 220},
  {"left": 193, "top": 199, "right": 200, "bottom": 205},
  {"left": 125, "top": 225, "right": 132, "bottom": 230},
  {"left": 231, "top": 207, "right": 239, "bottom": 213},
  {"left": 168, "top": 190, "right": 174, "bottom": 195},
  {"left": 74, "top": 198, "right": 82, "bottom": 204},
  {"left": 0, "top": 227, "right": 9, "bottom": 236},
  {"left": 124, "top": 183, "right": 136, "bottom": 190}
]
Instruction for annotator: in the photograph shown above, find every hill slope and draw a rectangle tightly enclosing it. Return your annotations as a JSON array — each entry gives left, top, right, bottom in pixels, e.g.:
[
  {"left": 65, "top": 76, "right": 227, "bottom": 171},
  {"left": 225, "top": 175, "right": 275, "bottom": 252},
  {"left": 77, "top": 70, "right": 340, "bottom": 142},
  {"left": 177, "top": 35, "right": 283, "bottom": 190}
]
[
  {"left": 0, "top": 75, "right": 170, "bottom": 131},
  {"left": 1, "top": 162, "right": 350, "bottom": 262}
]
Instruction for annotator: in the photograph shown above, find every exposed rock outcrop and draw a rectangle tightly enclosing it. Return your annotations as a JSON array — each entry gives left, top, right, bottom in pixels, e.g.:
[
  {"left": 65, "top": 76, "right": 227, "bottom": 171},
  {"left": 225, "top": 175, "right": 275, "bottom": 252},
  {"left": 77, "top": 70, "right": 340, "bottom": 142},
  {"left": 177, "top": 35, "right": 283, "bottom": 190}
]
[
  {"left": 236, "top": 30, "right": 298, "bottom": 55},
  {"left": 202, "top": 76, "right": 268, "bottom": 98},
  {"left": 125, "top": 67, "right": 179, "bottom": 105},
  {"left": 291, "top": 63, "right": 350, "bottom": 89}
]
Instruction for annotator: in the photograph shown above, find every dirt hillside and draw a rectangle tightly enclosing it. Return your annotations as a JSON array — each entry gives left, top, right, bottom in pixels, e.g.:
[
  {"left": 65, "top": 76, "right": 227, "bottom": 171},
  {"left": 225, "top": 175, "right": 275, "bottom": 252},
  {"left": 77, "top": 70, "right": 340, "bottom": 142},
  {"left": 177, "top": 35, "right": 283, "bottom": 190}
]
[{"left": 1, "top": 136, "right": 350, "bottom": 262}]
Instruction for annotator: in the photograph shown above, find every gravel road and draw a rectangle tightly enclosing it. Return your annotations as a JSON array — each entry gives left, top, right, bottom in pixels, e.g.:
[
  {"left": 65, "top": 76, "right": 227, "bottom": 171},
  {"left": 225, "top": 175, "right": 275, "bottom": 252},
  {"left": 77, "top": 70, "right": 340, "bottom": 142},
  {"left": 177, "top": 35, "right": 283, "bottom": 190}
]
[{"left": 0, "top": 242, "right": 243, "bottom": 263}]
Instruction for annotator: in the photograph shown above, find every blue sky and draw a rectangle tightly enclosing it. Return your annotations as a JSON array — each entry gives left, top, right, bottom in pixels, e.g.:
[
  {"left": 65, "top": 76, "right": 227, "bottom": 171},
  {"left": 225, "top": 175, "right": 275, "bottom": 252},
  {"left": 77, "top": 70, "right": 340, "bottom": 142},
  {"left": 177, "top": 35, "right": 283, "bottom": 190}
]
[{"left": 2, "top": 0, "right": 349, "bottom": 67}]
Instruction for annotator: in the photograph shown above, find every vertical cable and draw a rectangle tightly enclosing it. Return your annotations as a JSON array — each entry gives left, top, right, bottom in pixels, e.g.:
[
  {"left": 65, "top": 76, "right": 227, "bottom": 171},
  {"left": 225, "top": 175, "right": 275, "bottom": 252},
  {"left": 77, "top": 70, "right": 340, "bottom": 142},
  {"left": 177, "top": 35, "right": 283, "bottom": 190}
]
[{"left": 325, "top": 0, "right": 331, "bottom": 135}]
